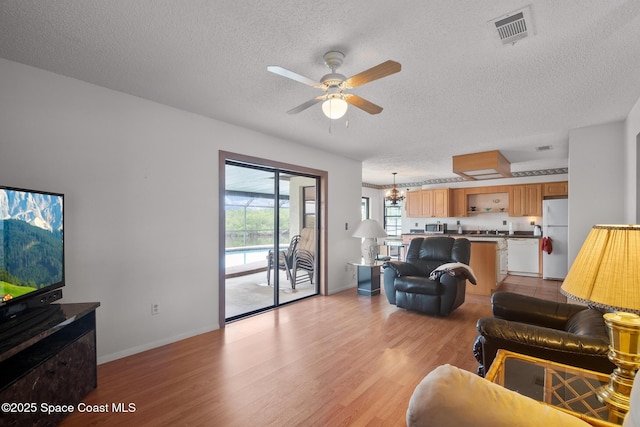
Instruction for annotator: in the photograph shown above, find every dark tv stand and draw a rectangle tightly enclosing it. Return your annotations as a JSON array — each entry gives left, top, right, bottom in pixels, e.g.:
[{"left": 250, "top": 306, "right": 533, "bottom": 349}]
[{"left": 0, "top": 302, "right": 100, "bottom": 427}]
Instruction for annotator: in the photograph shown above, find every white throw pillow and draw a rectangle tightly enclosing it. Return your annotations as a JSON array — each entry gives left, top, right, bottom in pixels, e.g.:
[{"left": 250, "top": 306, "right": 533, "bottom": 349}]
[{"left": 406, "top": 364, "right": 591, "bottom": 427}]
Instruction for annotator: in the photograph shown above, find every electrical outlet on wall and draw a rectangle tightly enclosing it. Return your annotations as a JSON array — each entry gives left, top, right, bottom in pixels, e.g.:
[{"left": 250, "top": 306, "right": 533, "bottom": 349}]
[{"left": 151, "top": 303, "right": 159, "bottom": 315}]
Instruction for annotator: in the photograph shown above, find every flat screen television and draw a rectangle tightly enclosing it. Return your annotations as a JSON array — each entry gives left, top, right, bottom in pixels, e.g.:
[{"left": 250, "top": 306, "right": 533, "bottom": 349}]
[{"left": 0, "top": 186, "right": 64, "bottom": 321}]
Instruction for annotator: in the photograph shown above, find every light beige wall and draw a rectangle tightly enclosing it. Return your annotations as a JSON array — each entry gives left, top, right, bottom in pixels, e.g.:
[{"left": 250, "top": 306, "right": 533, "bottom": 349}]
[
  {"left": 568, "top": 121, "right": 626, "bottom": 263},
  {"left": 625, "top": 94, "right": 640, "bottom": 223},
  {"left": 0, "top": 58, "right": 362, "bottom": 363}
]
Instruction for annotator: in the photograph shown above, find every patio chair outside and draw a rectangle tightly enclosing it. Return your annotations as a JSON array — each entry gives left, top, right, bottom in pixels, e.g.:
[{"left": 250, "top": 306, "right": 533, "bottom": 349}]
[
  {"left": 266, "top": 234, "right": 300, "bottom": 286},
  {"left": 291, "top": 228, "right": 315, "bottom": 288}
]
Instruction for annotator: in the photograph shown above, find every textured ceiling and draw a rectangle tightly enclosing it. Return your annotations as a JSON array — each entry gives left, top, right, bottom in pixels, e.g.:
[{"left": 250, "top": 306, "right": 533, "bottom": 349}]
[{"left": 2, "top": 1, "right": 640, "bottom": 186}]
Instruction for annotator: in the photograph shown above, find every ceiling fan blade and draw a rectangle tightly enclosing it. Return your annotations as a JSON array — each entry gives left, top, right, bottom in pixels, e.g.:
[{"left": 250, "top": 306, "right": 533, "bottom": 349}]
[
  {"left": 344, "top": 94, "right": 383, "bottom": 114},
  {"left": 286, "top": 95, "right": 325, "bottom": 114},
  {"left": 267, "top": 66, "right": 322, "bottom": 88},
  {"left": 343, "top": 60, "right": 401, "bottom": 88}
]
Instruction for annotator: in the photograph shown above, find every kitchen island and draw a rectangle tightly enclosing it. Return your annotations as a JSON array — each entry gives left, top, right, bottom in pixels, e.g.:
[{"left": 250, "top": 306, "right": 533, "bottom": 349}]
[{"left": 401, "top": 233, "right": 518, "bottom": 296}]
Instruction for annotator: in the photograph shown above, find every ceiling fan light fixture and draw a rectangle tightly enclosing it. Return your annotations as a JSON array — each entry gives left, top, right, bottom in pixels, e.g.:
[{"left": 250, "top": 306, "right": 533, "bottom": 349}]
[{"left": 322, "top": 96, "right": 348, "bottom": 119}]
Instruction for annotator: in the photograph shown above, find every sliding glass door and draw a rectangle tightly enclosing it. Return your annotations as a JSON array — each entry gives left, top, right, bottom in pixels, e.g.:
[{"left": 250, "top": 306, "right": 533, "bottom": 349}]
[{"left": 224, "top": 161, "right": 319, "bottom": 321}]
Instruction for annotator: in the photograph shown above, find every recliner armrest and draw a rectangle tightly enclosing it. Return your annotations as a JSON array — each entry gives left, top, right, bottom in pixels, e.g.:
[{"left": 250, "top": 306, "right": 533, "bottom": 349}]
[
  {"left": 383, "top": 260, "right": 421, "bottom": 277},
  {"left": 476, "top": 317, "right": 609, "bottom": 355},
  {"left": 491, "top": 291, "right": 586, "bottom": 329}
]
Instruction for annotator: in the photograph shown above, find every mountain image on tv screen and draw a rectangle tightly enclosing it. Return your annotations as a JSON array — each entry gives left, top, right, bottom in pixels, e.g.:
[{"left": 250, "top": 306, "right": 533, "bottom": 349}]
[{"left": 0, "top": 189, "right": 63, "bottom": 303}]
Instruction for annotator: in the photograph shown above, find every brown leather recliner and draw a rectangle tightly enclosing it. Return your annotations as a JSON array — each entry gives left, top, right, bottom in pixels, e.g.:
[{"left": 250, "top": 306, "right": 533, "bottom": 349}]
[
  {"left": 382, "top": 236, "right": 472, "bottom": 316},
  {"left": 473, "top": 291, "right": 614, "bottom": 377}
]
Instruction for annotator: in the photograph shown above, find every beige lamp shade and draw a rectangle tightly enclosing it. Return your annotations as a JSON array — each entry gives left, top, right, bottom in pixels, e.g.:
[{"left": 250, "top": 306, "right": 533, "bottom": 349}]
[
  {"left": 561, "top": 224, "right": 640, "bottom": 313},
  {"left": 352, "top": 219, "right": 388, "bottom": 239}
]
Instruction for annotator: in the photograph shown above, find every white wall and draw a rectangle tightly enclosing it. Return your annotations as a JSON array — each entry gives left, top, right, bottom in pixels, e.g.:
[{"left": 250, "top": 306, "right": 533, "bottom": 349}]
[
  {"left": 568, "top": 121, "right": 626, "bottom": 262},
  {"left": 625, "top": 95, "right": 640, "bottom": 223},
  {"left": 361, "top": 187, "right": 385, "bottom": 224},
  {"left": 0, "top": 58, "right": 362, "bottom": 363}
]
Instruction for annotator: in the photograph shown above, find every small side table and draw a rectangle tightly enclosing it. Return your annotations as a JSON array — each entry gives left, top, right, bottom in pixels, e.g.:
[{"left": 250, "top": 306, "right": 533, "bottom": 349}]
[
  {"left": 486, "top": 349, "right": 621, "bottom": 426},
  {"left": 348, "top": 260, "right": 384, "bottom": 296}
]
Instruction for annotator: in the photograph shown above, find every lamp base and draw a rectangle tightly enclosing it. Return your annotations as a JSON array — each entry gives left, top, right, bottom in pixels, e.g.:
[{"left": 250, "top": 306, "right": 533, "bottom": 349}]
[
  {"left": 596, "top": 312, "right": 640, "bottom": 422},
  {"left": 360, "top": 238, "right": 379, "bottom": 265},
  {"left": 597, "top": 376, "right": 631, "bottom": 423}
]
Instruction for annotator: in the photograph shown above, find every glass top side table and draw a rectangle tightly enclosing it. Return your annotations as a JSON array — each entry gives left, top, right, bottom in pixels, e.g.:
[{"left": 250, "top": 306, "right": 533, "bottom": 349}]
[{"left": 485, "top": 350, "right": 622, "bottom": 426}]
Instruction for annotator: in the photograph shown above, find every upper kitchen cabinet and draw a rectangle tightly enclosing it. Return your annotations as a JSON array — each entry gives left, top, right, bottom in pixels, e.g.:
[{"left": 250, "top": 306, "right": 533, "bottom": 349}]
[
  {"left": 431, "top": 188, "right": 451, "bottom": 217},
  {"left": 452, "top": 188, "right": 467, "bottom": 217},
  {"left": 406, "top": 188, "right": 451, "bottom": 218},
  {"left": 543, "top": 181, "right": 568, "bottom": 198},
  {"left": 509, "top": 184, "right": 542, "bottom": 217},
  {"left": 405, "top": 189, "right": 422, "bottom": 217},
  {"left": 420, "top": 189, "right": 434, "bottom": 217}
]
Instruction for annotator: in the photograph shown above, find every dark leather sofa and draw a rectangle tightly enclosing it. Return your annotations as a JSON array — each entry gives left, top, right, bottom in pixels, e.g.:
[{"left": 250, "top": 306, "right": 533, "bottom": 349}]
[
  {"left": 382, "top": 236, "right": 472, "bottom": 316},
  {"left": 473, "top": 291, "right": 614, "bottom": 376}
]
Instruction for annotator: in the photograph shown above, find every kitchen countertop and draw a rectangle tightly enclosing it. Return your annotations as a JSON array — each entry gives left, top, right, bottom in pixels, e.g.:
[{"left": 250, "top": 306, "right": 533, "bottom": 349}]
[{"left": 402, "top": 232, "right": 541, "bottom": 240}]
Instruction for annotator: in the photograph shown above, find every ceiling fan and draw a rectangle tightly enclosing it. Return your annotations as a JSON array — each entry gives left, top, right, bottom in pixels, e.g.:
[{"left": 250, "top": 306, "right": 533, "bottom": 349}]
[{"left": 267, "top": 51, "right": 401, "bottom": 119}]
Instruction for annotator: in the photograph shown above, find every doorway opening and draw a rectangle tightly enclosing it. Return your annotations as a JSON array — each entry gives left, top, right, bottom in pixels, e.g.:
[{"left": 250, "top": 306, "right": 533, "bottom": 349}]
[{"left": 219, "top": 152, "right": 326, "bottom": 325}]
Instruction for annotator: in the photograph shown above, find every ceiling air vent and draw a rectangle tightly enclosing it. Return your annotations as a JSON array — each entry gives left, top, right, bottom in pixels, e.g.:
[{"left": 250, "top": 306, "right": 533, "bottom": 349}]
[
  {"left": 535, "top": 145, "right": 553, "bottom": 152},
  {"left": 488, "top": 5, "right": 534, "bottom": 46}
]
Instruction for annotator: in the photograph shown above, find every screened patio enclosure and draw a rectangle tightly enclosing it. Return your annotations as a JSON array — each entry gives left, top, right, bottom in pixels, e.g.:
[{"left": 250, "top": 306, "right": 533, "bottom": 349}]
[{"left": 224, "top": 161, "right": 319, "bottom": 321}]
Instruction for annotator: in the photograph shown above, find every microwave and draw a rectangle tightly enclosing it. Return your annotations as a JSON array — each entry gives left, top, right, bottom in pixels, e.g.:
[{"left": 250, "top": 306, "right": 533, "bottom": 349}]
[{"left": 425, "top": 223, "right": 447, "bottom": 234}]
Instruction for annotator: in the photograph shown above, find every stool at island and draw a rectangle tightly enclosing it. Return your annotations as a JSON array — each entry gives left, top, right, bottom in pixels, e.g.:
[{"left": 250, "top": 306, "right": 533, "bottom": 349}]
[{"left": 0, "top": 302, "right": 100, "bottom": 426}]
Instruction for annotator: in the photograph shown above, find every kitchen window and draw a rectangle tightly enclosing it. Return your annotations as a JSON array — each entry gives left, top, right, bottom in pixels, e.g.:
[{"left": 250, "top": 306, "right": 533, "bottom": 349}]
[{"left": 384, "top": 200, "right": 402, "bottom": 237}]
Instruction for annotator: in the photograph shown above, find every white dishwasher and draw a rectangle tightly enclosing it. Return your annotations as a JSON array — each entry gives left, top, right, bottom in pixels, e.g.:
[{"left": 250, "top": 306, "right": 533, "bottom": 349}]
[{"left": 507, "top": 238, "right": 539, "bottom": 276}]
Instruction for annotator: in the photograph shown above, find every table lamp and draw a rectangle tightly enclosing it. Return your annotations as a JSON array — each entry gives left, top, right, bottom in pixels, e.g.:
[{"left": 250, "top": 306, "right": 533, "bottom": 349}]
[
  {"left": 352, "top": 219, "right": 387, "bottom": 265},
  {"left": 561, "top": 224, "right": 640, "bottom": 421}
]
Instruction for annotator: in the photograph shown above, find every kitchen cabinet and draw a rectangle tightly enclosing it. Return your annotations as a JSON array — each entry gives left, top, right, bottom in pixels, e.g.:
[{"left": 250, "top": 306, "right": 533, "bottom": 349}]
[
  {"left": 527, "top": 185, "right": 543, "bottom": 216},
  {"left": 406, "top": 188, "right": 451, "bottom": 218},
  {"left": 405, "top": 190, "right": 422, "bottom": 217},
  {"left": 543, "top": 181, "right": 568, "bottom": 197},
  {"left": 464, "top": 185, "right": 510, "bottom": 195},
  {"left": 420, "top": 189, "right": 433, "bottom": 217},
  {"left": 509, "top": 184, "right": 542, "bottom": 217},
  {"left": 452, "top": 188, "right": 467, "bottom": 217},
  {"left": 404, "top": 182, "right": 558, "bottom": 219},
  {"left": 509, "top": 186, "right": 526, "bottom": 216},
  {"left": 466, "top": 240, "right": 505, "bottom": 296},
  {"left": 431, "top": 188, "right": 451, "bottom": 217}
]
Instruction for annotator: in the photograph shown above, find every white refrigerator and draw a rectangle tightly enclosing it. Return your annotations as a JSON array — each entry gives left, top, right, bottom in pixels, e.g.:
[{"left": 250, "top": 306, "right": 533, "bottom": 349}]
[{"left": 542, "top": 199, "right": 569, "bottom": 280}]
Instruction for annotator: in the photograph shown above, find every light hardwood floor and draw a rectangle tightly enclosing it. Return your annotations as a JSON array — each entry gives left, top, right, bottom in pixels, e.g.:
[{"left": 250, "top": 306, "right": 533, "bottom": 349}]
[{"left": 60, "top": 276, "right": 562, "bottom": 426}]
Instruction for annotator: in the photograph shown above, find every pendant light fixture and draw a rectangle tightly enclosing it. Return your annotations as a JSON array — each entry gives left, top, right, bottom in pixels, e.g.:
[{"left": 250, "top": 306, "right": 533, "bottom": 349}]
[{"left": 385, "top": 172, "right": 405, "bottom": 205}]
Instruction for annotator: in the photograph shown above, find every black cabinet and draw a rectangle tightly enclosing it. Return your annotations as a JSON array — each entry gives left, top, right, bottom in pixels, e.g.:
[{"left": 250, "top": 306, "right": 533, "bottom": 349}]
[
  {"left": 0, "top": 303, "right": 100, "bottom": 427},
  {"left": 349, "top": 262, "right": 383, "bottom": 296}
]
